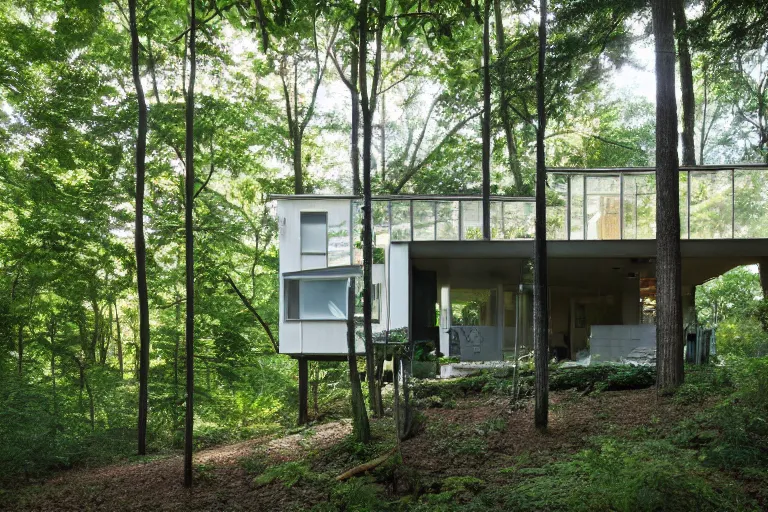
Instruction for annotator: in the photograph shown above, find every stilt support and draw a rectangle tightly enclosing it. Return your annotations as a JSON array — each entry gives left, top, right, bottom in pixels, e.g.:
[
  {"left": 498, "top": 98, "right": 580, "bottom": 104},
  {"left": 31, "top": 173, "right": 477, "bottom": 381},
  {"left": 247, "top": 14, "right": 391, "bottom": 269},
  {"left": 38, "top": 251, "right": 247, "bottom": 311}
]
[{"left": 298, "top": 357, "right": 308, "bottom": 426}]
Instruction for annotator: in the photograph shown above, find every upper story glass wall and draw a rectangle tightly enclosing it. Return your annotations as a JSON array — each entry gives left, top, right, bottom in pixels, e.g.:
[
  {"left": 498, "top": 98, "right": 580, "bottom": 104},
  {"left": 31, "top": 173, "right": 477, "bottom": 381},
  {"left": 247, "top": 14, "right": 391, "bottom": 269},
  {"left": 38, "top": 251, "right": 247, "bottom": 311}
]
[{"left": 355, "top": 166, "right": 768, "bottom": 244}]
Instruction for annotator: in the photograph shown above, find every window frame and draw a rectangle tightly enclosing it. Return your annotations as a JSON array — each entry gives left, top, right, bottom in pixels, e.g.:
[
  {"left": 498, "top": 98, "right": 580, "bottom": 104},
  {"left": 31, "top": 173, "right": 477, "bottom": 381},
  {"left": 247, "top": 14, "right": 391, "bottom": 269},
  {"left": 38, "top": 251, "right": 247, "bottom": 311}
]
[
  {"left": 300, "top": 211, "right": 329, "bottom": 257},
  {"left": 284, "top": 276, "right": 350, "bottom": 322}
]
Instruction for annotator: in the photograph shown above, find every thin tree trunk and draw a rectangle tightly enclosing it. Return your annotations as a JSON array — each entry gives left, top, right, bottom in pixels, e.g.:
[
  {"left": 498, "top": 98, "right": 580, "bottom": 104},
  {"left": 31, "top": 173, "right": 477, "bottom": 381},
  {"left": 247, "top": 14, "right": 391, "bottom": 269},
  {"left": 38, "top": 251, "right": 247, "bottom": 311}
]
[
  {"left": 699, "top": 62, "right": 708, "bottom": 165},
  {"left": 358, "top": 0, "right": 384, "bottom": 418},
  {"left": 129, "top": 0, "right": 151, "bottom": 456},
  {"left": 482, "top": 0, "right": 492, "bottom": 240},
  {"left": 533, "top": 0, "right": 549, "bottom": 430},
  {"left": 653, "top": 0, "right": 684, "bottom": 391},
  {"left": 17, "top": 324, "right": 23, "bottom": 377},
  {"left": 183, "top": 0, "right": 197, "bottom": 487},
  {"left": 346, "top": 278, "right": 370, "bottom": 443},
  {"left": 174, "top": 295, "right": 181, "bottom": 428},
  {"left": 293, "top": 135, "right": 303, "bottom": 194},
  {"left": 380, "top": 91, "right": 386, "bottom": 182},
  {"left": 115, "top": 301, "right": 123, "bottom": 379},
  {"left": 673, "top": 0, "right": 696, "bottom": 166},
  {"left": 494, "top": 0, "right": 524, "bottom": 193},
  {"left": 351, "top": 44, "right": 361, "bottom": 195}
]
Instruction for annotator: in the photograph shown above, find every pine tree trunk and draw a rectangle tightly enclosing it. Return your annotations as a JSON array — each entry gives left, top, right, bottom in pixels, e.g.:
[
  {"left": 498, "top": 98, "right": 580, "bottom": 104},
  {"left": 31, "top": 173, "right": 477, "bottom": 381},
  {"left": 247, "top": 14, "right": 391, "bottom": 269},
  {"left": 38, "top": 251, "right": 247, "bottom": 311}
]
[
  {"left": 673, "top": 0, "right": 696, "bottom": 166},
  {"left": 183, "top": 0, "right": 197, "bottom": 488},
  {"left": 482, "top": 0, "right": 492, "bottom": 240},
  {"left": 293, "top": 136, "right": 303, "bottom": 194},
  {"left": 346, "top": 278, "right": 371, "bottom": 443},
  {"left": 653, "top": 0, "right": 684, "bottom": 391},
  {"left": 533, "top": 0, "right": 549, "bottom": 430},
  {"left": 129, "top": 0, "right": 151, "bottom": 456}
]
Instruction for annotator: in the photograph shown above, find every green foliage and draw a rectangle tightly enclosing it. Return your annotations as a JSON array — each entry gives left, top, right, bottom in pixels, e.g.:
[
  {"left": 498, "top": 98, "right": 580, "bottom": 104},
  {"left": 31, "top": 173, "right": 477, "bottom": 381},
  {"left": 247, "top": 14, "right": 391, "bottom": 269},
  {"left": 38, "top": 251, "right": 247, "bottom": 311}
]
[
  {"left": 252, "top": 461, "right": 315, "bottom": 488},
  {"left": 505, "top": 438, "right": 754, "bottom": 512}
]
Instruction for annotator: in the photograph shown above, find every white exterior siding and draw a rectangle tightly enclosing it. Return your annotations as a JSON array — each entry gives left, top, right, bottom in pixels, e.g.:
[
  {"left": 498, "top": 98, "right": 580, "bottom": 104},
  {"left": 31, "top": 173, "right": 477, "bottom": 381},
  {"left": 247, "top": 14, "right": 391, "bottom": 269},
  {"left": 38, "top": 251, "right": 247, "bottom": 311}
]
[{"left": 388, "top": 243, "right": 410, "bottom": 330}]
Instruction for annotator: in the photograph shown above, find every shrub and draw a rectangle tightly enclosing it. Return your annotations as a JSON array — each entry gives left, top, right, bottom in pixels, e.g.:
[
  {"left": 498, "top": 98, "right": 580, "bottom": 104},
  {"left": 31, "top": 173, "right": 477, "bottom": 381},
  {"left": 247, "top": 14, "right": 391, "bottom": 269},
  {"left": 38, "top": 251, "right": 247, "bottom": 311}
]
[{"left": 504, "top": 438, "right": 755, "bottom": 512}]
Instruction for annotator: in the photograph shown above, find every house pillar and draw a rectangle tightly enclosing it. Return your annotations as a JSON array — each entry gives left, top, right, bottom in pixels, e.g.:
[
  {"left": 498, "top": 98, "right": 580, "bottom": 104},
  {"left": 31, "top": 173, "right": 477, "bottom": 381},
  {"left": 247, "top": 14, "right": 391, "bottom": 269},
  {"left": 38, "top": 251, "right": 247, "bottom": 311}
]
[{"left": 298, "top": 357, "right": 308, "bottom": 426}]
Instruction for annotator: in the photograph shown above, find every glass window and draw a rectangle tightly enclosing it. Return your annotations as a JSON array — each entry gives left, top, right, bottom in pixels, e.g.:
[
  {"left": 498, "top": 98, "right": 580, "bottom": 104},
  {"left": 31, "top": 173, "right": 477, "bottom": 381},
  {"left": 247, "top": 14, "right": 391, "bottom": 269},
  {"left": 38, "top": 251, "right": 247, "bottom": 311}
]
[
  {"left": 450, "top": 289, "right": 497, "bottom": 326},
  {"left": 285, "top": 278, "right": 348, "bottom": 320},
  {"left": 354, "top": 280, "right": 381, "bottom": 323},
  {"left": 301, "top": 212, "right": 327, "bottom": 254}
]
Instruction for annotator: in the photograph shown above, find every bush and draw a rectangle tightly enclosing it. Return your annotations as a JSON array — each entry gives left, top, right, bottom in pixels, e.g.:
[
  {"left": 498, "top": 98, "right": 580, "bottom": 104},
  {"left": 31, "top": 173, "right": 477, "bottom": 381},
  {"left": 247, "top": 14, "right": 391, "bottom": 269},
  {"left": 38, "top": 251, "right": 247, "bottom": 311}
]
[{"left": 504, "top": 438, "right": 755, "bottom": 512}]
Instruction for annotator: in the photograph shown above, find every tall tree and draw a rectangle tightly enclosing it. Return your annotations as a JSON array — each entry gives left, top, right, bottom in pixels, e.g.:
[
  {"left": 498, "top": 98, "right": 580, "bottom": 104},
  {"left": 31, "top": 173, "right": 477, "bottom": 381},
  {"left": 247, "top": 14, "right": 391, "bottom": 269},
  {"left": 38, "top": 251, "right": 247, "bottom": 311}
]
[
  {"left": 183, "top": 0, "right": 197, "bottom": 488},
  {"left": 653, "top": 0, "right": 684, "bottom": 391},
  {"left": 533, "top": 0, "right": 549, "bottom": 430},
  {"left": 346, "top": 277, "right": 370, "bottom": 442},
  {"left": 673, "top": 0, "right": 696, "bottom": 165},
  {"left": 128, "top": 0, "right": 151, "bottom": 456},
  {"left": 358, "top": 0, "right": 385, "bottom": 417},
  {"left": 481, "top": 0, "right": 491, "bottom": 240}
]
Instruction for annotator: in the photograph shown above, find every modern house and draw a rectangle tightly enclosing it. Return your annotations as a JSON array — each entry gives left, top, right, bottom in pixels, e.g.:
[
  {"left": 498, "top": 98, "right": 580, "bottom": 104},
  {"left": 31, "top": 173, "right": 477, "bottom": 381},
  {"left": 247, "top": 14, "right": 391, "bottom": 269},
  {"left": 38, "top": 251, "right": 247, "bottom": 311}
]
[{"left": 274, "top": 166, "right": 768, "bottom": 374}]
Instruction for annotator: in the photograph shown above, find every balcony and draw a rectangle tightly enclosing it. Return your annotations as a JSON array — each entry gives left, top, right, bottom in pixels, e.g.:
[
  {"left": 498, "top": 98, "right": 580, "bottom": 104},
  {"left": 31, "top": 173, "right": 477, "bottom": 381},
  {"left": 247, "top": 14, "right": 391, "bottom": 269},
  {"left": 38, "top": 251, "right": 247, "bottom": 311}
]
[{"left": 358, "top": 165, "right": 768, "bottom": 243}]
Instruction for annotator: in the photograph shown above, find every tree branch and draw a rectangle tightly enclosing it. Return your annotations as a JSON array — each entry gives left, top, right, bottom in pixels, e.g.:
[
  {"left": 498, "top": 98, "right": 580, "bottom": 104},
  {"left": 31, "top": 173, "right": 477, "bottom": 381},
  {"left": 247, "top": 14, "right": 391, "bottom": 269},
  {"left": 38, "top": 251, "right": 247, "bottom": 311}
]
[{"left": 224, "top": 275, "right": 278, "bottom": 354}]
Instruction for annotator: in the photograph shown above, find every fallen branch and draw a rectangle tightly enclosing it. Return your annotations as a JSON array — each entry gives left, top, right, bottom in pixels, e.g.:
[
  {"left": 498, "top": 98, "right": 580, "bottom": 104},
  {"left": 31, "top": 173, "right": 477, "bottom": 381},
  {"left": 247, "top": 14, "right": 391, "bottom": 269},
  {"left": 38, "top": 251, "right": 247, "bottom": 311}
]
[{"left": 335, "top": 446, "right": 398, "bottom": 481}]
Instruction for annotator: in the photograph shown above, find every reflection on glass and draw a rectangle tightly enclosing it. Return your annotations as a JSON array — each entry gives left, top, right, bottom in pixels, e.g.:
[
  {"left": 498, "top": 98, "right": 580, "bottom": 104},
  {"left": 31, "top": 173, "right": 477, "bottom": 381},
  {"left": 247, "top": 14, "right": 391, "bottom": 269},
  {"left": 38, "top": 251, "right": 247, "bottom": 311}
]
[
  {"left": 491, "top": 202, "right": 503, "bottom": 239},
  {"left": 352, "top": 201, "right": 363, "bottom": 264},
  {"left": 623, "top": 174, "right": 656, "bottom": 239},
  {"left": 569, "top": 175, "right": 584, "bottom": 240},
  {"left": 391, "top": 201, "right": 411, "bottom": 241},
  {"left": 436, "top": 201, "right": 459, "bottom": 240},
  {"left": 461, "top": 201, "right": 483, "bottom": 240},
  {"left": 413, "top": 201, "right": 436, "bottom": 241},
  {"left": 734, "top": 170, "right": 768, "bottom": 238},
  {"left": 503, "top": 202, "right": 534, "bottom": 239},
  {"left": 298, "top": 279, "right": 348, "bottom": 320},
  {"left": 690, "top": 171, "right": 732, "bottom": 238},
  {"left": 586, "top": 176, "right": 621, "bottom": 240},
  {"left": 679, "top": 172, "right": 689, "bottom": 239},
  {"left": 450, "top": 289, "right": 497, "bottom": 326},
  {"left": 373, "top": 201, "right": 390, "bottom": 252},
  {"left": 328, "top": 216, "right": 350, "bottom": 266}
]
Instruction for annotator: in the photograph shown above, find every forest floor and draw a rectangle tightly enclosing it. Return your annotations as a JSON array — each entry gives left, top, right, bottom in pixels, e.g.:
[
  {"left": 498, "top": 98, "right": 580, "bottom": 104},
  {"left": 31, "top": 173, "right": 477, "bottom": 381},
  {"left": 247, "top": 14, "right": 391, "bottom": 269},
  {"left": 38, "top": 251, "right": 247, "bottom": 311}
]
[{"left": 2, "top": 367, "right": 766, "bottom": 511}]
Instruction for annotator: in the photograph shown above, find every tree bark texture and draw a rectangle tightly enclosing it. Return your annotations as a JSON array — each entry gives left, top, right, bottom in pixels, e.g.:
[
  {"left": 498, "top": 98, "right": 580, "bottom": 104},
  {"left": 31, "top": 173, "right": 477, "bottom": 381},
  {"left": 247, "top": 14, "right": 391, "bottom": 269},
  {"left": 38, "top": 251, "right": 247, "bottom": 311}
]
[
  {"left": 653, "top": 0, "right": 685, "bottom": 391},
  {"left": 351, "top": 45, "right": 362, "bottom": 195},
  {"left": 493, "top": 0, "right": 524, "bottom": 193},
  {"left": 129, "top": 0, "right": 151, "bottom": 457},
  {"left": 482, "top": 0, "right": 492, "bottom": 240},
  {"left": 673, "top": 0, "right": 696, "bottom": 166},
  {"left": 184, "top": 0, "right": 197, "bottom": 488},
  {"left": 358, "top": 0, "right": 384, "bottom": 418},
  {"left": 298, "top": 358, "right": 309, "bottom": 425},
  {"left": 534, "top": 0, "right": 549, "bottom": 430},
  {"left": 346, "top": 278, "right": 371, "bottom": 443}
]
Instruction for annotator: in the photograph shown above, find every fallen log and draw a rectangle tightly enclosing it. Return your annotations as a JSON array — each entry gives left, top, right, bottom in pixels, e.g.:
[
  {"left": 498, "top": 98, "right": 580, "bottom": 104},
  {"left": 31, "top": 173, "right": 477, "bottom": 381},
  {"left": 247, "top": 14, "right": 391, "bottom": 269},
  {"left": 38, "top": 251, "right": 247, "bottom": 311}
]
[{"left": 335, "top": 446, "right": 398, "bottom": 481}]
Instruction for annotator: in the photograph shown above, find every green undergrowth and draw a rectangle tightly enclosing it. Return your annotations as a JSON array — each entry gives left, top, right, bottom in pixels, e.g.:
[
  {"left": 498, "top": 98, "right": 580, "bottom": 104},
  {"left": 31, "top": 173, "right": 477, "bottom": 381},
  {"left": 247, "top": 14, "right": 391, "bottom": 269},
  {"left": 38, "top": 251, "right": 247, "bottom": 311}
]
[{"left": 413, "top": 364, "right": 656, "bottom": 403}]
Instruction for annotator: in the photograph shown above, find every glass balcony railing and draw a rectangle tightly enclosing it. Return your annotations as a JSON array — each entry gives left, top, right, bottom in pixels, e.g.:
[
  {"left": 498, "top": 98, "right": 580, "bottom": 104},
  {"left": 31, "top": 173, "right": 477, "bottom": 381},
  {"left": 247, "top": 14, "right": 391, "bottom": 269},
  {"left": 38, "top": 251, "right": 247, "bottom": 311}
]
[{"left": 358, "top": 166, "right": 768, "bottom": 243}]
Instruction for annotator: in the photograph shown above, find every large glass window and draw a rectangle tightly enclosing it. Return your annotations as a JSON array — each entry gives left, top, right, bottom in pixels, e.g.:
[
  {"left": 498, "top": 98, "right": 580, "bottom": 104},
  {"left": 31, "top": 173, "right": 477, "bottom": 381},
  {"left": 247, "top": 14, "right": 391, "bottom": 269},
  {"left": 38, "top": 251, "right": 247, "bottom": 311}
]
[
  {"left": 285, "top": 278, "right": 348, "bottom": 320},
  {"left": 300, "top": 212, "right": 327, "bottom": 254},
  {"left": 450, "top": 289, "right": 497, "bottom": 326}
]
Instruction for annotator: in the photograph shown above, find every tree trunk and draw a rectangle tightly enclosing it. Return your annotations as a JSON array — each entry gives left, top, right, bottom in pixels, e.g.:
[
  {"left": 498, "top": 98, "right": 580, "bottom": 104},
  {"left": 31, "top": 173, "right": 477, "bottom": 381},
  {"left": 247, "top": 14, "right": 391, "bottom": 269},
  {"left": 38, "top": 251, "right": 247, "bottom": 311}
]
[
  {"left": 17, "top": 324, "right": 23, "bottom": 377},
  {"left": 115, "top": 301, "right": 123, "bottom": 379},
  {"left": 653, "top": 0, "right": 684, "bottom": 392},
  {"left": 380, "top": 91, "right": 386, "bottom": 182},
  {"left": 174, "top": 295, "right": 181, "bottom": 428},
  {"left": 184, "top": 0, "right": 197, "bottom": 487},
  {"left": 533, "top": 0, "right": 549, "bottom": 430},
  {"left": 346, "top": 278, "right": 371, "bottom": 443},
  {"left": 293, "top": 135, "right": 303, "bottom": 194},
  {"left": 129, "top": 0, "right": 151, "bottom": 456},
  {"left": 493, "top": 0, "right": 523, "bottom": 193},
  {"left": 673, "top": 0, "right": 696, "bottom": 166},
  {"left": 351, "top": 45, "right": 362, "bottom": 195},
  {"left": 482, "top": 0, "right": 492, "bottom": 240},
  {"left": 358, "top": 0, "right": 383, "bottom": 418}
]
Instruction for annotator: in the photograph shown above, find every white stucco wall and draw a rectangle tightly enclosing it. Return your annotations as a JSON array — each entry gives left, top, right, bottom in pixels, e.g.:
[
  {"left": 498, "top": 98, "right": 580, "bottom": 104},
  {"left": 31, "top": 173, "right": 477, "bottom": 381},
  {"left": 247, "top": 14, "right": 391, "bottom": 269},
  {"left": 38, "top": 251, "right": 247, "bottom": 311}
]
[{"left": 388, "top": 243, "right": 410, "bottom": 330}]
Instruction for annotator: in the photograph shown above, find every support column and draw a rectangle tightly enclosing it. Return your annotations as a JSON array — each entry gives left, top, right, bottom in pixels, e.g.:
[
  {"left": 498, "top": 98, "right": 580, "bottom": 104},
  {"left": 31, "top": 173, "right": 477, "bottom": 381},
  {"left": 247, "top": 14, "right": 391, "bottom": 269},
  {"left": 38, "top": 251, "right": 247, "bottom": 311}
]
[
  {"left": 298, "top": 357, "right": 309, "bottom": 426},
  {"left": 759, "top": 259, "right": 768, "bottom": 298}
]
